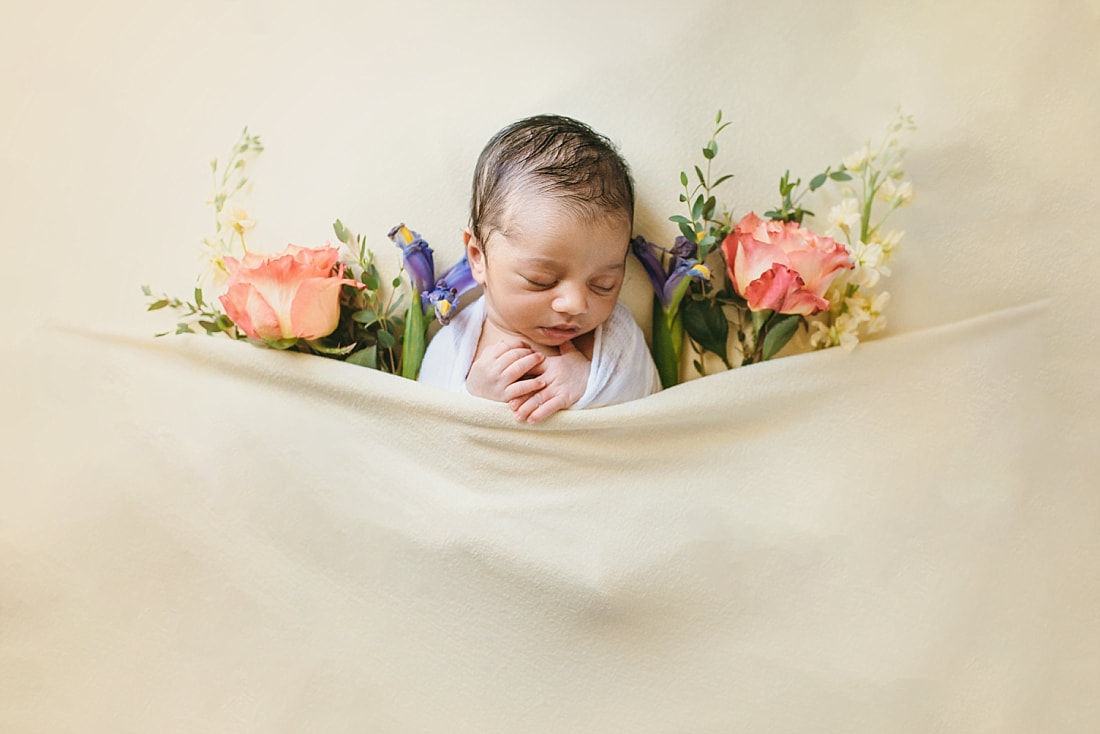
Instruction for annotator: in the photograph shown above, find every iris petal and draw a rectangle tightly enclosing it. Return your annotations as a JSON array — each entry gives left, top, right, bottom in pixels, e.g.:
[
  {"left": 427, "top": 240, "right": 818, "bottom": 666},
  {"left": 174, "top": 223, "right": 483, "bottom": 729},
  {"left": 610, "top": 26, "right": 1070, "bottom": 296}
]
[
  {"left": 630, "top": 236, "right": 671, "bottom": 307},
  {"left": 388, "top": 223, "right": 436, "bottom": 296}
]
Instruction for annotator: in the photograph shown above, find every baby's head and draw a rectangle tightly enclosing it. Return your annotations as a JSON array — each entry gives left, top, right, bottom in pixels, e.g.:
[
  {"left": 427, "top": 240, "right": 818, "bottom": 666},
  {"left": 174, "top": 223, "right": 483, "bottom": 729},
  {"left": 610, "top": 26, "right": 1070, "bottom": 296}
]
[{"left": 465, "top": 115, "right": 635, "bottom": 348}]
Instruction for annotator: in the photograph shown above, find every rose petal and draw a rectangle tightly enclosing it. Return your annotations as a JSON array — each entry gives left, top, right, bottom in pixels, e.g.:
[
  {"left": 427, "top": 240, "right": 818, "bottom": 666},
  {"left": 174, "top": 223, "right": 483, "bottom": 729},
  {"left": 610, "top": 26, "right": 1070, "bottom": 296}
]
[
  {"left": 288, "top": 277, "right": 348, "bottom": 340},
  {"left": 220, "top": 281, "right": 284, "bottom": 340}
]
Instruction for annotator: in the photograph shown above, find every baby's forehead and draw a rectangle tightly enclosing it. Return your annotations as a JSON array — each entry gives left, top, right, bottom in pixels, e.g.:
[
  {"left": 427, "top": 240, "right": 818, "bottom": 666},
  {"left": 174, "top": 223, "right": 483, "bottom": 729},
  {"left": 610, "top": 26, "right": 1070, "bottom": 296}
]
[{"left": 496, "top": 190, "right": 631, "bottom": 238}]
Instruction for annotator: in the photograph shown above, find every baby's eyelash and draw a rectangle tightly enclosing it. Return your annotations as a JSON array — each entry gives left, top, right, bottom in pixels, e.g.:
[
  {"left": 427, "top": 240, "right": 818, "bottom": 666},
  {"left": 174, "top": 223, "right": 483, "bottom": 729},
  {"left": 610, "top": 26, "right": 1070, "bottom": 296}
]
[{"left": 523, "top": 277, "right": 556, "bottom": 289}]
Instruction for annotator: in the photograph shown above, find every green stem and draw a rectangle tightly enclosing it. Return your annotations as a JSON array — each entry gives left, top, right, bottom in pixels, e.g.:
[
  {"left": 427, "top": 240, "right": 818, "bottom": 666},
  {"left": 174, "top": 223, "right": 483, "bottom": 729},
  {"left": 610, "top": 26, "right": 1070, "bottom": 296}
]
[
  {"left": 401, "top": 301, "right": 427, "bottom": 380},
  {"left": 651, "top": 294, "right": 683, "bottom": 389}
]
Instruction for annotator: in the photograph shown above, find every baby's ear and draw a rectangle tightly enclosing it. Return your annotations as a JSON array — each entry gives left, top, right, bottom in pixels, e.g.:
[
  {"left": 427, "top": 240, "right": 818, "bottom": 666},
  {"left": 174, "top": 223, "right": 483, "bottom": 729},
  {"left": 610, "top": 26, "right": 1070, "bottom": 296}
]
[{"left": 465, "top": 228, "right": 487, "bottom": 285}]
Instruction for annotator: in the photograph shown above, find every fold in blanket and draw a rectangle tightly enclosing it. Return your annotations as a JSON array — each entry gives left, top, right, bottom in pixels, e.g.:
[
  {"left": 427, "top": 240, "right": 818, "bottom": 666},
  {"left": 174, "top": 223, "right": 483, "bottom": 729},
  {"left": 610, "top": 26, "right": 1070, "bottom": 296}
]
[{"left": 0, "top": 301, "right": 1071, "bottom": 733}]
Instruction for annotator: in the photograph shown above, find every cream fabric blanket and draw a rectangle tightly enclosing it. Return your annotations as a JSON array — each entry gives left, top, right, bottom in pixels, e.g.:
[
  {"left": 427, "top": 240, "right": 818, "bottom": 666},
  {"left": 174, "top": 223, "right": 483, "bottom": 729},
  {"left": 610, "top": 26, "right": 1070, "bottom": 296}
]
[{"left": 0, "top": 300, "right": 1082, "bottom": 732}]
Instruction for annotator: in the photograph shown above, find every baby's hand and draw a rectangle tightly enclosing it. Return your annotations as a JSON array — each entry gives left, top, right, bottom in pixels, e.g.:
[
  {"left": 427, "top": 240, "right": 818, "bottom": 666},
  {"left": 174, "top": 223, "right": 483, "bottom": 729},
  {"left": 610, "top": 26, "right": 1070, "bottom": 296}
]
[
  {"left": 508, "top": 339, "right": 590, "bottom": 424},
  {"left": 466, "top": 338, "right": 546, "bottom": 402}
]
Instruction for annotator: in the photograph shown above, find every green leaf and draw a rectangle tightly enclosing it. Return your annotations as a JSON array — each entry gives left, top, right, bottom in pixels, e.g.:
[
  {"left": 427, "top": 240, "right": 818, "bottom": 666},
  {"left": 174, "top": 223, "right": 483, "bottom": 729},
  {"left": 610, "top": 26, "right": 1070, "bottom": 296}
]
[
  {"left": 761, "top": 313, "right": 801, "bottom": 361},
  {"left": 691, "top": 194, "right": 705, "bottom": 222},
  {"left": 347, "top": 345, "right": 378, "bottom": 369},
  {"left": 830, "top": 171, "right": 852, "bottom": 181},
  {"left": 695, "top": 165, "right": 706, "bottom": 186},
  {"left": 333, "top": 219, "right": 350, "bottom": 244},
  {"left": 712, "top": 173, "right": 734, "bottom": 188},
  {"left": 681, "top": 297, "right": 728, "bottom": 360},
  {"left": 693, "top": 359, "right": 704, "bottom": 375},
  {"left": 215, "top": 314, "right": 234, "bottom": 331},
  {"left": 194, "top": 287, "right": 204, "bottom": 307},
  {"left": 147, "top": 299, "right": 170, "bottom": 311},
  {"left": 715, "top": 109, "right": 722, "bottom": 124},
  {"left": 703, "top": 195, "right": 716, "bottom": 220},
  {"left": 352, "top": 309, "right": 379, "bottom": 327},
  {"left": 679, "top": 171, "right": 688, "bottom": 187},
  {"left": 714, "top": 121, "right": 731, "bottom": 136},
  {"left": 679, "top": 194, "right": 687, "bottom": 202},
  {"left": 363, "top": 271, "right": 380, "bottom": 291},
  {"left": 669, "top": 214, "right": 692, "bottom": 225},
  {"left": 199, "top": 320, "right": 218, "bottom": 333},
  {"left": 809, "top": 172, "right": 828, "bottom": 191},
  {"left": 175, "top": 323, "right": 193, "bottom": 334},
  {"left": 392, "top": 276, "right": 402, "bottom": 288},
  {"left": 702, "top": 140, "right": 717, "bottom": 159},
  {"left": 678, "top": 221, "right": 696, "bottom": 242},
  {"left": 376, "top": 329, "right": 396, "bottom": 349},
  {"left": 141, "top": 284, "right": 152, "bottom": 297}
]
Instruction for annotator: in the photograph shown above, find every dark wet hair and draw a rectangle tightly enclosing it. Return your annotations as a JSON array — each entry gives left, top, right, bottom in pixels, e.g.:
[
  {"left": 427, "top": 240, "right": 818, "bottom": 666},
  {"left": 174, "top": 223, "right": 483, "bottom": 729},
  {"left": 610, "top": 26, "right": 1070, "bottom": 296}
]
[{"left": 469, "top": 114, "right": 634, "bottom": 246}]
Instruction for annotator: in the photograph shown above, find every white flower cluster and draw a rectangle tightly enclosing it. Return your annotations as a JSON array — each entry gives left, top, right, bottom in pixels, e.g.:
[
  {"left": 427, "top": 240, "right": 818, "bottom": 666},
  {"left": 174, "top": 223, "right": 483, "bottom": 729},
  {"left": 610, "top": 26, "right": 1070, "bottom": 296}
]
[
  {"left": 198, "top": 129, "right": 264, "bottom": 288},
  {"left": 811, "top": 110, "right": 915, "bottom": 351}
]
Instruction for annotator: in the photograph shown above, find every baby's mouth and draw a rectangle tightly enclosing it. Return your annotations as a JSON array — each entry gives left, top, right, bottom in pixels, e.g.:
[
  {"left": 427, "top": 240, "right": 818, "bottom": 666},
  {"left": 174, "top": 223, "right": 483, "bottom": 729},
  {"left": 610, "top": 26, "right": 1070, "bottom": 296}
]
[{"left": 539, "top": 324, "right": 581, "bottom": 339}]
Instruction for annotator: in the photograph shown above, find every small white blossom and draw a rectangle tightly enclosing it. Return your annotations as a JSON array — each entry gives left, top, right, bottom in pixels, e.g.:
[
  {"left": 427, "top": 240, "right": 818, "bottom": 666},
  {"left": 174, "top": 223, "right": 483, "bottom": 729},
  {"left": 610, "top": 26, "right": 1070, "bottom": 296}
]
[
  {"left": 843, "top": 145, "right": 870, "bottom": 173},
  {"left": 894, "top": 181, "right": 914, "bottom": 205},
  {"left": 198, "top": 236, "right": 233, "bottom": 289},
  {"left": 839, "top": 301, "right": 869, "bottom": 328},
  {"left": 865, "top": 291, "right": 891, "bottom": 333},
  {"left": 877, "top": 178, "right": 897, "bottom": 203},
  {"left": 808, "top": 319, "right": 831, "bottom": 350},
  {"left": 873, "top": 229, "right": 904, "bottom": 262},
  {"left": 810, "top": 319, "right": 860, "bottom": 352},
  {"left": 826, "top": 197, "right": 862, "bottom": 239},
  {"left": 217, "top": 202, "right": 257, "bottom": 238},
  {"left": 850, "top": 240, "right": 888, "bottom": 288}
]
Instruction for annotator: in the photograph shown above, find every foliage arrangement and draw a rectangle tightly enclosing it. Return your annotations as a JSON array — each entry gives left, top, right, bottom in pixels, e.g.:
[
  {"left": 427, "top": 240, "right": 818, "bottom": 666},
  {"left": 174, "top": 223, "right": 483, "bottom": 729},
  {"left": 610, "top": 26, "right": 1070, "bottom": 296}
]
[
  {"left": 632, "top": 108, "right": 916, "bottom": 386},
  {"left": 143, "top": 128, "right": 473, "bottom": 377}
]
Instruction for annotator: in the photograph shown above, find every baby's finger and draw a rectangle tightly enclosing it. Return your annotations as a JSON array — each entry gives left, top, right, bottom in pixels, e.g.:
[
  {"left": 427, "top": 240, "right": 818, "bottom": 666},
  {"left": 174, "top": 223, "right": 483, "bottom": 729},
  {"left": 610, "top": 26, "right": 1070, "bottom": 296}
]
[
  {"left": 510, "top": 390, "right": 545, "bottom": 423},
  {"left": 525, "top": 393, "right": 566, "bottom": 424},
  {"left": 500, "top": 352, "right": 545, "bottom": 383},
  {"left": 504, "top": 375, "right": 545, "bottom": 402}
]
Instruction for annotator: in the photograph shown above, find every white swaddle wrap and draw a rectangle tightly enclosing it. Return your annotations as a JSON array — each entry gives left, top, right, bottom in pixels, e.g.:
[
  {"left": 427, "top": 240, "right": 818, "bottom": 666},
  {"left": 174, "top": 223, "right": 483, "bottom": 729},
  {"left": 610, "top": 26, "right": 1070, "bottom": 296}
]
[{"left": 418, "top": 296, "right": 661, "bottom": 408}]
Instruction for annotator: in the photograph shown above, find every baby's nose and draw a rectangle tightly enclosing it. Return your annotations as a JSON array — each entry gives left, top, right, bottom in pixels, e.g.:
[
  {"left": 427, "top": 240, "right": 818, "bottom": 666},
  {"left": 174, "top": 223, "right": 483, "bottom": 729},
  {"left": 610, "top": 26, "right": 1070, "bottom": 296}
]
[{"left": 551, "top": 283, "right": 587, "bottom": 315}]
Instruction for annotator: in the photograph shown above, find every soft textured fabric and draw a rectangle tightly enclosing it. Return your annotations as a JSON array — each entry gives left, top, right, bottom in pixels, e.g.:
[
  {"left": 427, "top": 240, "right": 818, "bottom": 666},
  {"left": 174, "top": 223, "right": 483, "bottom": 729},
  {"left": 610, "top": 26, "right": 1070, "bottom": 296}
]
[
  {"left": 3, "top": 300, "right": 1087, "bottom": 733},
  {"left": 418, "top": 296, "right": 661, "bottom": 409}
]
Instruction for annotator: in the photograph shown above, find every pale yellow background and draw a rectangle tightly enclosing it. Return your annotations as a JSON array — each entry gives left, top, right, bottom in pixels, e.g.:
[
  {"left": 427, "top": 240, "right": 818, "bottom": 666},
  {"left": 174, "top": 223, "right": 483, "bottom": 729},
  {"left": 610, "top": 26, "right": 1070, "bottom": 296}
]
[{"left": 1, "top": 0, "right": 1098, "bottom": 728}]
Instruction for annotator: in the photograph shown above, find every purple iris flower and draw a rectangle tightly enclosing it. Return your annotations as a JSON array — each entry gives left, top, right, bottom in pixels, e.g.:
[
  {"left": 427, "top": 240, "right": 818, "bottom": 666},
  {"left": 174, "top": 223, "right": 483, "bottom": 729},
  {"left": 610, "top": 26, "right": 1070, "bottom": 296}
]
[
  {"left": 630, "top": 235, "right": 711, "bottom": 310},
  {"left": 388, "top": 223, "right": 435, "bottom": 296},
  {"left": 425, "top": 255, "right": 477, "bottom": 325}
]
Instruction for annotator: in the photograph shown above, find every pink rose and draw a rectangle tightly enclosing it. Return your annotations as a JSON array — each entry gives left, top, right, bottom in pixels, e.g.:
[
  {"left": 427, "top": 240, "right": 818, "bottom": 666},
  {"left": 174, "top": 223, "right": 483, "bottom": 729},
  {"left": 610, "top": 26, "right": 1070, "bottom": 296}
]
[
  {"left": 722, "top": 212, "right": 853, "bottom": 315},
  {"left": 219, "top": 243, "right": 358, "bottom": 342}
]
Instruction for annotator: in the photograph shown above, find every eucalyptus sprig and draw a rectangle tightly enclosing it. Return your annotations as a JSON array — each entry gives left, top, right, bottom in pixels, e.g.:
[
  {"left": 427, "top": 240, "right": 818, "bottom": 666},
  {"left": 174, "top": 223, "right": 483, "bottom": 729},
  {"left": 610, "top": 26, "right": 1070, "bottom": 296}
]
[
  {"left": 765, "top": 165, "right": 852, "bottom": 225},
  {"left": 670, "top": 109, "right": 736, "bottom": 261},
  {"left": 670, "top": 110, "right": 739, "bottom": 375},
  {"left": 143, "top": 284, "right": 239, "bottom": 338}
]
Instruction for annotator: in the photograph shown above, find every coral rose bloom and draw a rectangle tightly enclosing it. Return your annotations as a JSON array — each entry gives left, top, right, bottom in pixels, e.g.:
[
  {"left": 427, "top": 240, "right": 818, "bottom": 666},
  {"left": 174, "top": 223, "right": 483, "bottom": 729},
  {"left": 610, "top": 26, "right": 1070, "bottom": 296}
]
[
  {"left": 721, "top": 212, "right": 853, "bottom": 315},
  {"left": 219, "top": 243, "right": 357, "bottom": 341}
]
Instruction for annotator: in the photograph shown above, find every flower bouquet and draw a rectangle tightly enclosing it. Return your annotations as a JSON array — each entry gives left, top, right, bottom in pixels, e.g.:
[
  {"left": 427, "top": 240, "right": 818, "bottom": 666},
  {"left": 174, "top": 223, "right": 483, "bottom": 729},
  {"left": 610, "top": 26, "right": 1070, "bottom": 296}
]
[
  {"left": 632, "top": 109, "right": 916, "bottom": 386},
  {"left": 144, "top": 128, "right": 474, "bottom": 378}
]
